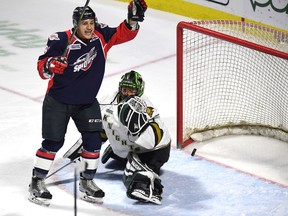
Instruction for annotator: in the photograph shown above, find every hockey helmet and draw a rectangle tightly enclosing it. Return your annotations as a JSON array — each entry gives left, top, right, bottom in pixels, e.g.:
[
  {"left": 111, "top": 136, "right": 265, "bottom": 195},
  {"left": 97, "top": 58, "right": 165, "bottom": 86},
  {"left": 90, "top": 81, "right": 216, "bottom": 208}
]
[
  {"left": 72, "top": 6, "right": 97, "bottom": 27},
  {"left": 119, "top": 70, "right": 145, "bottom": 100}
]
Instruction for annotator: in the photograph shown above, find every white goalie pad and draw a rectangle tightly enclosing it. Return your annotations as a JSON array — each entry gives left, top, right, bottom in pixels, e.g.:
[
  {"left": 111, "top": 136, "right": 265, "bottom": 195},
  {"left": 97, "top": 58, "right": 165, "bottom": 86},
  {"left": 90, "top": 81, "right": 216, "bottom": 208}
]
[{"left": 123, "top": 153, "right": 163, "bottom": 204}]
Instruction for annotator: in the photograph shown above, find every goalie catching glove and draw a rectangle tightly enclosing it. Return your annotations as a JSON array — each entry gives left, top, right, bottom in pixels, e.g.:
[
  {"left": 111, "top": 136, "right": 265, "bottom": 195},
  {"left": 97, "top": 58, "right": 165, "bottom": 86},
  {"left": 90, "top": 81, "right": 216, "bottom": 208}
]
[
  {"left": 44, "top": 56, "right": 68, "bottom": 75},
  {"left": 118, "top": 96, "right": 150, "bottom": 137},
  {"left": 128, "top": 0, "right": 147, "bottom": 22}
]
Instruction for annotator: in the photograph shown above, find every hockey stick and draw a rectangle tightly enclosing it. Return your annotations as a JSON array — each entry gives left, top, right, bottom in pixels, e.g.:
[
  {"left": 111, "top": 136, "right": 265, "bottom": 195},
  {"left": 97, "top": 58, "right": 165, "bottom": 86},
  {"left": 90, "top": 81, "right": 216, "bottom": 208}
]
[
  {"left": 62, "top": 0, "right": 90, "bottom": 57},
  {"left": 74, "top": 162, "right": 87, "bottom": 216},
  {"left": 45, "top": 138, "right": 83, "bottom": 179},
  {"left": 45, "top": 159, "right": 77, "bottom": 180},
  {"left": 74, "top": 169, "right": 77, "bottom": 216}
]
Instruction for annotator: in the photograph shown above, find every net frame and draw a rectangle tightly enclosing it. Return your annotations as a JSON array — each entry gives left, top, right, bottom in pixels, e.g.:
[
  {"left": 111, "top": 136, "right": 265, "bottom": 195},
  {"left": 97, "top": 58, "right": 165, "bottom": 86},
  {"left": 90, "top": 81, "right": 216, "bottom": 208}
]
[{"left": 177, "top": 20, "right": 288, "bottom": 148}]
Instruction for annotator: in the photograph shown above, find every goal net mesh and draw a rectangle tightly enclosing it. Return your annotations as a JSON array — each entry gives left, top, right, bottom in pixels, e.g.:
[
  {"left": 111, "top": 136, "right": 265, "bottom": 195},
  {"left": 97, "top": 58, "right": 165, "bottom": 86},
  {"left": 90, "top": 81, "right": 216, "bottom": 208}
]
[{"left": 177, "top": 20, "right": 288, "bottom": 146}]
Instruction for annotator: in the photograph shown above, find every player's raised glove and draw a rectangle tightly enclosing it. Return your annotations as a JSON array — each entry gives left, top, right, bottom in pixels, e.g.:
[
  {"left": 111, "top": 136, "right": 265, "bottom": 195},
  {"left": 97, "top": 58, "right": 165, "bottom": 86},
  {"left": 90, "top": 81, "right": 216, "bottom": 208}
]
[
  {"left": 45, "top": 56, "right": 68, "bottom": 75},
  {"left": 128, "top": 0, "right": 147, "bottom": 22}
]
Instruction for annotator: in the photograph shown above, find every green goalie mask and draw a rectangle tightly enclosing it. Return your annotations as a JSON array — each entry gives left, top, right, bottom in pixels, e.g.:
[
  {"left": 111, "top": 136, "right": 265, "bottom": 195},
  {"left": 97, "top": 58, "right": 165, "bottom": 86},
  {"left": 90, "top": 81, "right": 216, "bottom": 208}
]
[{"left": 119, "top": 71, "right": 145, "bottom": 101}]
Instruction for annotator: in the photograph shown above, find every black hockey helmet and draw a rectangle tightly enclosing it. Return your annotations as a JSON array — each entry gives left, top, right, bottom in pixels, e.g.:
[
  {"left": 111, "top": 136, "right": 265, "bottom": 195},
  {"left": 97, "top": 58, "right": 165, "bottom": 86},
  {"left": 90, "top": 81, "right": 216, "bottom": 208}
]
[
  {"left": 72, "top": 6, "right": 97, "bottom": 27},
  {"left": 118, "top": 70, "right": 145, "bottom": 100}
]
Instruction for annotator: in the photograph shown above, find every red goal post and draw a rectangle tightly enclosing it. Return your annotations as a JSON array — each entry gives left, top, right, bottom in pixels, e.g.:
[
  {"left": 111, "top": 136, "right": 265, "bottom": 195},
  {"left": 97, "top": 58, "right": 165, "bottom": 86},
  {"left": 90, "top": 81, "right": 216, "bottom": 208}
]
[{"left": 177, "top": 20, "right": 288, "bottom": 148}]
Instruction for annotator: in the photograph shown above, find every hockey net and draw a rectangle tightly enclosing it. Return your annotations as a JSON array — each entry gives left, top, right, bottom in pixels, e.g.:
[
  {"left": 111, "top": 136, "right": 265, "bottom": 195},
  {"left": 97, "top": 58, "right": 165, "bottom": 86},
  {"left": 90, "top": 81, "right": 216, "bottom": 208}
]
[{"left": 177, "top": 20, "right": 288, "bottom": 148}]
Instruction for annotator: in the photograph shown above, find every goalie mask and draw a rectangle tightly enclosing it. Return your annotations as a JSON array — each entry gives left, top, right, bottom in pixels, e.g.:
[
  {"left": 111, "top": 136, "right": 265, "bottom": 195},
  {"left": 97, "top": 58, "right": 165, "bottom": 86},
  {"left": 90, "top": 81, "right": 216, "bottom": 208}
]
[
  {"left": 72, "top": 6, "right": 97, "bottom": 27},
  {"left": 119, "top": 71, "right": 145, "bottom": 101},
  {"left": 118, "top": 96, "right": 149, "bottom": 136}
]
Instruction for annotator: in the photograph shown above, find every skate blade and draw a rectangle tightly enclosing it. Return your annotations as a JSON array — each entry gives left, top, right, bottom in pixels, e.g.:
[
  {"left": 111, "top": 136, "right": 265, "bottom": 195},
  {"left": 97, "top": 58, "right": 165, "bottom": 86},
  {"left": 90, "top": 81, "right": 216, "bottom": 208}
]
[
  {"left": 80, "top": 192, "right": 103, "bottom": 204},
  {"left": 28, "top": 194, "right": 50, "bottom": 206},
  {"left": 131, "top": 191, "right": 161, "bottom": 205}
]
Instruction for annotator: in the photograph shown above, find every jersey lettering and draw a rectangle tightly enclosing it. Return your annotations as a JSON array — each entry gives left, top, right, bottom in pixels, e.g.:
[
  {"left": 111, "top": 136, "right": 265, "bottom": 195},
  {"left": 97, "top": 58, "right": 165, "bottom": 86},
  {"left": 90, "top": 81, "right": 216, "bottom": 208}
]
[
  {"left": 115, "top": 135, "right": 120, "bottom": 141},
  {"left": 73, "top": 47, "right": 97, "bottom": 72},
  {"left": 103, "top": 111, "right": 130, "bottom": 147}
]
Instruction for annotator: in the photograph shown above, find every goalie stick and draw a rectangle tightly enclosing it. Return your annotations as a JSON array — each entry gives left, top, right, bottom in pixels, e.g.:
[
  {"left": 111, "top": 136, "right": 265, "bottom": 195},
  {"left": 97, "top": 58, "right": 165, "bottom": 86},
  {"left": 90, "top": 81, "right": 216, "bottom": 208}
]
[{"left": 62, "top": 0, "right": 90, "bottom": 57}]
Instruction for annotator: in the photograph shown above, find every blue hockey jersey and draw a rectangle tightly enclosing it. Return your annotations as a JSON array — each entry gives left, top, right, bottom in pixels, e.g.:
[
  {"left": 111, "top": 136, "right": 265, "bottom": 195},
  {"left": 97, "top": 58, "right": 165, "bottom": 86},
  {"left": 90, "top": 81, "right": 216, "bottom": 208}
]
[{"left": 37, "top": 21, "right": 139, "bottom": 104}]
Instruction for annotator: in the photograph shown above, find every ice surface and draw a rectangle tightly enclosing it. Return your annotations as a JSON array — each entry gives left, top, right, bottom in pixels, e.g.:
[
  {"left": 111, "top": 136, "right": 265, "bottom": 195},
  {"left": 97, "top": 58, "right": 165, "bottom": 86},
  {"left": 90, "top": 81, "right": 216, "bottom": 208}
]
[{"left": 0, "top": 0, "right": 287, "bottom": 215}]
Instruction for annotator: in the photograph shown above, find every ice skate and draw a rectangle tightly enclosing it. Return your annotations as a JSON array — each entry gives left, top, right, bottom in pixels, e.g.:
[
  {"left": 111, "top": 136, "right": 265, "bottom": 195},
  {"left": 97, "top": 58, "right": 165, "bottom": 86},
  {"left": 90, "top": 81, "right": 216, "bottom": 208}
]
[
  {"left": 28, "top": 176, "right": 52, "bottom": 206},
  {"left": 79, "top": 176, "right": 105, "bottom": 203}
]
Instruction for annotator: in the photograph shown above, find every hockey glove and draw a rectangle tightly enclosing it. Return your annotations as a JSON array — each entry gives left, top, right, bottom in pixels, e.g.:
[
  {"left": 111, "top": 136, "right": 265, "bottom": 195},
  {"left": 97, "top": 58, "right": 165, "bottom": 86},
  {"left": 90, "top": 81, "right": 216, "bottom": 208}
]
[
  {"left": 45, "top": 56, "right": 68, "bottom": 75},
  {"left": 128, "top": 0, "right": 147, "bottom": 22},
  {"left": 118, "top": 96, "right": 150, "bottom": 137}
]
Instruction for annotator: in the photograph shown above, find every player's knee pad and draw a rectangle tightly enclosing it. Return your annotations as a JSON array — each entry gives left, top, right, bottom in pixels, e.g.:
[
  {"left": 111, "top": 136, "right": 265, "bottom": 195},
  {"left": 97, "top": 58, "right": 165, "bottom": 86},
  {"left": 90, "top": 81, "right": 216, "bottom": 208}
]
[
  {"left": 42, "top": 139, "right": 64, "bottom": 152},
  {"left": 81, "top": 131, "right": 102, "bottom": 152}
]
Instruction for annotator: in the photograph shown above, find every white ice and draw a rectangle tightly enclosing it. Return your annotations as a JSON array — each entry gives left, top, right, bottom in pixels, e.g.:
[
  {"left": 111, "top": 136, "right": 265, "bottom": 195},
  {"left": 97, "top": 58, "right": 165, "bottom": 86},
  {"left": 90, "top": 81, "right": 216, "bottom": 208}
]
[{"left": 0, "top": 0, "right": 287, "bottom": 215}]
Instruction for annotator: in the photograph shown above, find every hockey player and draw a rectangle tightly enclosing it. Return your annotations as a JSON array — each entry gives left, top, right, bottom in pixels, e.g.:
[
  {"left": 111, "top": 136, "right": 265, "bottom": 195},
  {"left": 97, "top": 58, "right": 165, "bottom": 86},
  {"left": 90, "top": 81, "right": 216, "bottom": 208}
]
[
  {"left": 28, "top": 1, "right": 147, "bottom": 206},
  {"left": 101, "top": 71, "right": 171, "bottom": 204},
  {"left": 66, "top": 71, "right": 171, "bottom": 204}
]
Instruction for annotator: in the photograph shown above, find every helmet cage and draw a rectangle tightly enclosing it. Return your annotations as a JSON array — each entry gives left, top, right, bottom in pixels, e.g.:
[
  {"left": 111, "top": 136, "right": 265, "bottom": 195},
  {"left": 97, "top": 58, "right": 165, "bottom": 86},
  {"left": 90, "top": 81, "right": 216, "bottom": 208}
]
[{"left": 119, "top": 71, "right": 145, "bottom": 100}]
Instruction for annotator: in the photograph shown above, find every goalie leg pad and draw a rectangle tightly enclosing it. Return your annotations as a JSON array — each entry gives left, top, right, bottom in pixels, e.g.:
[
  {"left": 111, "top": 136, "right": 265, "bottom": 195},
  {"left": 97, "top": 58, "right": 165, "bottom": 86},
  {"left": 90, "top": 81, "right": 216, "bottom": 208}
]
[
  {"left": 123, "top": 153, "right": 163, "bottom": 204},
  {"left": 125, "top": 171, "right": 163, "bottom": 205},
  {"left": 101, "top": 144, "right": 126, "bottom": 164}
]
